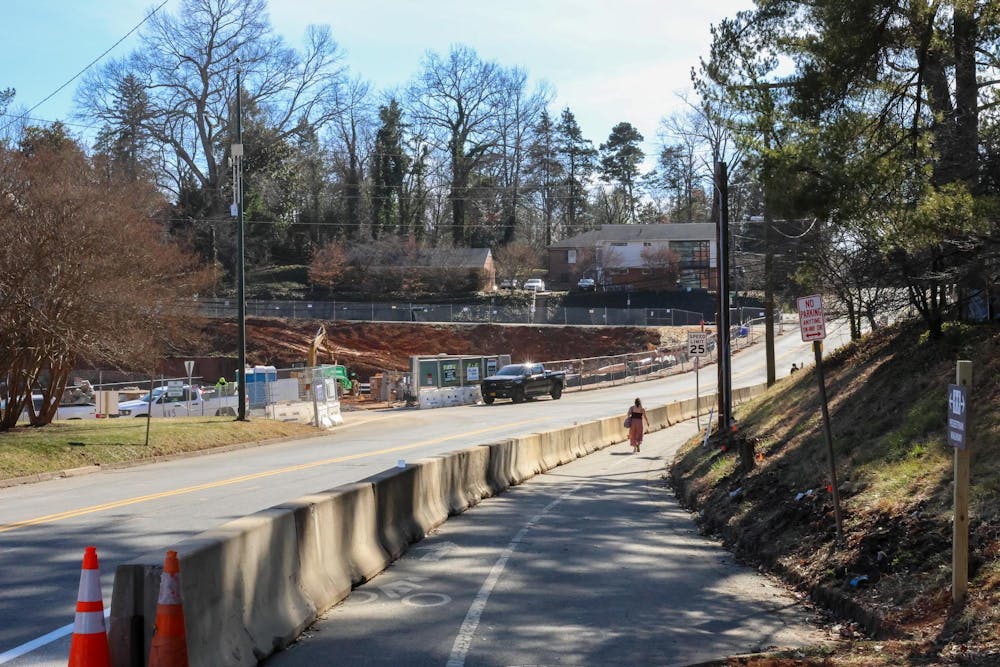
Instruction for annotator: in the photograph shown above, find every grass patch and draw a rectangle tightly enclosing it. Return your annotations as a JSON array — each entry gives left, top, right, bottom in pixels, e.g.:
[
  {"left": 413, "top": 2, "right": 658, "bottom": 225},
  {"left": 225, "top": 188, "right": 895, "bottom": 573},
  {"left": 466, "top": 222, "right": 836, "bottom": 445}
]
[{"left": 0, "top": 417, "right": 321, "bottom": 480}]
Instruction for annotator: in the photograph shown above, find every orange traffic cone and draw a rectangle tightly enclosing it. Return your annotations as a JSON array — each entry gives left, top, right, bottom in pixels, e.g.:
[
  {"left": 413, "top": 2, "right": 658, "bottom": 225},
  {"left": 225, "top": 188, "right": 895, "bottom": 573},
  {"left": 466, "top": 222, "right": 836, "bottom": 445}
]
[
  {"left": 68, "top": 546, "right": 110, "bottom": 667},
  {"left": 148, "top": 550, "right": 189, "bottom": 667}
]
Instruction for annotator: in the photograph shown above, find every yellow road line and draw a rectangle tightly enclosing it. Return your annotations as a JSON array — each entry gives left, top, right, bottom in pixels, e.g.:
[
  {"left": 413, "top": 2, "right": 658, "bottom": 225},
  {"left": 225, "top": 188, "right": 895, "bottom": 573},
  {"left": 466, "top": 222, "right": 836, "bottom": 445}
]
[{"left": 0, "top": 417, "right": 547, "bottom": 534}]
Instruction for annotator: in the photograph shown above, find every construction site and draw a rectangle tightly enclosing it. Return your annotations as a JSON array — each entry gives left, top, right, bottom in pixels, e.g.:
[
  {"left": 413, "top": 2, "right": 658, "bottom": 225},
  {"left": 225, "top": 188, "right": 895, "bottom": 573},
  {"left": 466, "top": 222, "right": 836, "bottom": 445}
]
[{"left": 198, "top": 318, "right": 693, "bottom": 379}]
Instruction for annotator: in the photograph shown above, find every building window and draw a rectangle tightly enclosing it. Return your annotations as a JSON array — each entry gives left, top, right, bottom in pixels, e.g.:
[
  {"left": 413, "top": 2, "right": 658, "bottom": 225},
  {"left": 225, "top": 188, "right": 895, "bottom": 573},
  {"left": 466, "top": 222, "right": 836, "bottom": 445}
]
[
  {"left": 610, "top": 242, "right": 627, "bottom": 247},
  {"left": 673, "top": 241, "right": 711, "bottom": 267},
  {"left": 644, "top": 242, "right": 652, "bottom": 247},
  {"left": 567, "top": 249, "right": 577, "bottom": 264}
]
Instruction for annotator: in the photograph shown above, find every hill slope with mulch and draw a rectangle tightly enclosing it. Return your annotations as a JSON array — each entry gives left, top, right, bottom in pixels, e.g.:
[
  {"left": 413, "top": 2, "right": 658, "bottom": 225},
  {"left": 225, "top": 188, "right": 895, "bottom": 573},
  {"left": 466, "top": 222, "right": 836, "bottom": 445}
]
[{"left": 671, "top": 321, "right": 1000, "bottom": 665}]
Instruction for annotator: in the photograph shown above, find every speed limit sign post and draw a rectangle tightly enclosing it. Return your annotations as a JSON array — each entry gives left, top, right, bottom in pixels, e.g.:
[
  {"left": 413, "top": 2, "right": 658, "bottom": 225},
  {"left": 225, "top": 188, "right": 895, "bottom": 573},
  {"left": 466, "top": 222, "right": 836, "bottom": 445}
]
[{"left": 688, "top": 332, "right": 709, "bottom": 430}]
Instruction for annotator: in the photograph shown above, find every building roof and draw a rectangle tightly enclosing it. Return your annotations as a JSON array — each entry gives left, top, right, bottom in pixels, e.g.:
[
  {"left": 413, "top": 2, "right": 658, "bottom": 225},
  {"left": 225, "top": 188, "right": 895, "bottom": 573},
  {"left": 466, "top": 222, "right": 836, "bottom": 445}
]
[
  {"left": 407, "top": 247, "right": 492, "bottom": 269},
  {"left": 548, "top": 223, "right": 717, "bottom": 248}
]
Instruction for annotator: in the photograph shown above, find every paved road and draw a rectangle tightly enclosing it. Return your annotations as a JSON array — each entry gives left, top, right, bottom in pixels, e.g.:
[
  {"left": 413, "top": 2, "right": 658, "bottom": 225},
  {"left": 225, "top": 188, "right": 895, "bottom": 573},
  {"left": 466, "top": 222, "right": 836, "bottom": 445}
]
[
  {"left": 0, "top": 320, "right": 851, "bottom": 663},
  {"left": 267, "top": 422, "right": 828, "bottom": 666}
]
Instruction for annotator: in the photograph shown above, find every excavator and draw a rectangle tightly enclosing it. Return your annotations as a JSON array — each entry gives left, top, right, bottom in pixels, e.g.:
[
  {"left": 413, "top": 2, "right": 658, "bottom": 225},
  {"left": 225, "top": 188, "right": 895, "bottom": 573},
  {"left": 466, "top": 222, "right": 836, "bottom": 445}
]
[{"left": 307, "top": 325, "right": 353, "bottom": 394}]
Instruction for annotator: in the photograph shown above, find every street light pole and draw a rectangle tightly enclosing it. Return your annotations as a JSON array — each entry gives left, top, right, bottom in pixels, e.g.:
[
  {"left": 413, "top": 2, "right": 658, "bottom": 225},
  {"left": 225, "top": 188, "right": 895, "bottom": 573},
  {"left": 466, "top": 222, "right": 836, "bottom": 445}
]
[{"left": 233, "top": 61, "right": 248, "bottom": 421}]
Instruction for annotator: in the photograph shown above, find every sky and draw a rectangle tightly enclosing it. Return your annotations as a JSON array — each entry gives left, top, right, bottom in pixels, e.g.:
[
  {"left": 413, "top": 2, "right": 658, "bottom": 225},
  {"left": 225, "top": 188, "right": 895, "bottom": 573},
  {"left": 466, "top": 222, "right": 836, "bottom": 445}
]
[{"left": 2, "top": 0, "right": 753, "bottom": 157}]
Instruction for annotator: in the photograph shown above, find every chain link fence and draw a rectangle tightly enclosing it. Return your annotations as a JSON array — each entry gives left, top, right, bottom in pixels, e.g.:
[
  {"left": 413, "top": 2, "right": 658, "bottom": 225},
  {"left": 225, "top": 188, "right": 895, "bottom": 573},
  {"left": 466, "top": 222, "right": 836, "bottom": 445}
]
[{"left": 183, "top": 298, "right": 708, "bottom": 327}]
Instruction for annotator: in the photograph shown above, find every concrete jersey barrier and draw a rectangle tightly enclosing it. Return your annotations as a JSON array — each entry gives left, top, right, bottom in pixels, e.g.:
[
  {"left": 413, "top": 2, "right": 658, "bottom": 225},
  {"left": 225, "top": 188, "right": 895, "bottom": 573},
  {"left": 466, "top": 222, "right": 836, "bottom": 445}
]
[{"left": 109, "top": 384, "right": 769, "bottom": 666}]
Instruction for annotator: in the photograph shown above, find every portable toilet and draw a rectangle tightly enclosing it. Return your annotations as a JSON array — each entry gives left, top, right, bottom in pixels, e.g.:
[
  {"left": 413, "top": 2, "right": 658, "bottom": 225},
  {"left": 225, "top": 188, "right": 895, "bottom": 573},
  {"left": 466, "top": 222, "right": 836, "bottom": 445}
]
[{"left": 245, "top": 365, "right": 277, "bottom": 408}]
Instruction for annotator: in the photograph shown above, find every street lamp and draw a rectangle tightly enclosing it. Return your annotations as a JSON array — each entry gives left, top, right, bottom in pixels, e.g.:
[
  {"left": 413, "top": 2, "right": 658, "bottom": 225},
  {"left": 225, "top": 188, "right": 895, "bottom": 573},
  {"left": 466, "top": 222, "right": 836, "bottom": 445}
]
[{"left": 232, "top": 60, "right": 248, "bottom": 421}]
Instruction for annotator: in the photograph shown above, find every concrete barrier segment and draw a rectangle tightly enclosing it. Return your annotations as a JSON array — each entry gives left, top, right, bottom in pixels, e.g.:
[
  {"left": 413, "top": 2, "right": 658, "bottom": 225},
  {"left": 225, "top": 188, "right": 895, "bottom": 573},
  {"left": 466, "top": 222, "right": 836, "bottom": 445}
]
[
  {"left": 432, "top": 446, "right": 492, "bottom": 515},
  {"left": 666, "top": 402, "right": 683, "bottom": 425},
  {"left": 511, "top": 433, "right": 544, "bottom": 481},
  {"left": 600, "top": 415, "right": 623, "bottom": 445},
  {"left": 109, "top": 564, "right": 161, "bottom": 667},
  {"left": 272, "top": 495, "right": 353, "bottom": 613},
  {"left": 360, "top": 460, "right": 450, "bottom": 561},
  {"left": 482, "top": 440, "right": 518, "bottom": 494},
  {"left": 178, "top": 508, "right": 317, "bottom": 666},
  {"left": 574, "top": 421, "right": 602, "bottom": 456},
  {"left": 678, "top": 397, "right": 697, "bottom": 421},
  {"left": 537, "top": 430, "right": 564, "bottom": 471},
  {"left": 316, "top": 482, "right": 389, "bottom": 586}
]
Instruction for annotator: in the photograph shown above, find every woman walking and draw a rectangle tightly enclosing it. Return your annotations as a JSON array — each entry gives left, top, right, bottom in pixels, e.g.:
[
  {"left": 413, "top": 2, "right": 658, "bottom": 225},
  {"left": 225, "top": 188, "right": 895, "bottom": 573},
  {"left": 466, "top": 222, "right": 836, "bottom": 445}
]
[{"left": 626, "top": 398, "right": 650, "bottom": 453}]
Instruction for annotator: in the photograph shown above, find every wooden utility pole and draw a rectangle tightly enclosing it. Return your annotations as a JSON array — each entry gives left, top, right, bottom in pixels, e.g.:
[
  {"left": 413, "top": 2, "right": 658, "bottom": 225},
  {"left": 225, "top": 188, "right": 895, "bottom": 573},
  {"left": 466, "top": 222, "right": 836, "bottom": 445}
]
[
  {"left": 714, "top": 162, "right": 733, "bottom": 435},
  {"left": 764, "top": 215, "right": 776, "bottom": 387}
]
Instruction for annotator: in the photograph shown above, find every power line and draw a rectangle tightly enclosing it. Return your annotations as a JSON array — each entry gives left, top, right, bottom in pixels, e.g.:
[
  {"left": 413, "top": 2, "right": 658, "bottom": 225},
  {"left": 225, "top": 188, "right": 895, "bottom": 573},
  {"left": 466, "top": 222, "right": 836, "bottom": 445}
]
[
  {"left": 1, "top": 0, "right": 169, "bottom": 134},
  {"left": 0, "top": 112, "right": 104, "bottom": 131}
]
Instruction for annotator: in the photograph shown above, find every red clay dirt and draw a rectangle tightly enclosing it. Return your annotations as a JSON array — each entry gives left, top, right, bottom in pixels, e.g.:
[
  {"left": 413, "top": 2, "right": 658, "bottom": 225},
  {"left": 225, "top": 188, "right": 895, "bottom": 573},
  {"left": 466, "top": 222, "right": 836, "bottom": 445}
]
[{"left": 204, "top": 318, "right": 676, "bottom": 377}]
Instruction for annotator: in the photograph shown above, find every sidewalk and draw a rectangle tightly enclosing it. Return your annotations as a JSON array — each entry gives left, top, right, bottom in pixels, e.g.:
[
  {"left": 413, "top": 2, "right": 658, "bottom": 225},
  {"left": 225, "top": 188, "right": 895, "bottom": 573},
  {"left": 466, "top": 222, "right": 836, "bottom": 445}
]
[{"left": 267, "top": 421, "right": 828, "bottom": 666}]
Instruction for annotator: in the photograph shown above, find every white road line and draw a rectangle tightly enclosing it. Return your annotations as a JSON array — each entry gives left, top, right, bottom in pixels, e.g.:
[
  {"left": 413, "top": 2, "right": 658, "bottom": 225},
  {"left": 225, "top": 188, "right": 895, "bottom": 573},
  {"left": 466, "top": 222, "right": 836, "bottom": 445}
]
[
  {"left": 446, "top": 450, "right": 636, "bottom": 667},
  {"left": 0, "top": 608, "right": 109, "bottom": 664}
]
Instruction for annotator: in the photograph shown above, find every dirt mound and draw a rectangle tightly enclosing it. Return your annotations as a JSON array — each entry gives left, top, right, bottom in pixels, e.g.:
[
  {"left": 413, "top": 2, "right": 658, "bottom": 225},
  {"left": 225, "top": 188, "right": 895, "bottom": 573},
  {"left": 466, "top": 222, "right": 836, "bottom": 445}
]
[{"left": 204, "top": 318, "right": 674, "bottom": 376}]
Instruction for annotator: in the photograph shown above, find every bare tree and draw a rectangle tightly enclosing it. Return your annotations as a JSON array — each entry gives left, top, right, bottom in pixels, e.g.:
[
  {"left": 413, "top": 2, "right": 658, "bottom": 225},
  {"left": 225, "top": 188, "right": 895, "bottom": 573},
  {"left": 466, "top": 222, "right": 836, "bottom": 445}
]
[
  {"left": 328, "top": 76, "right": 375, "bottom": 240},
  {"left": 0, "top": 140, "right": 209, "bottom": 429},
  {"left": 77, "top": 0, "right": 345, "bottom": 203},
  {"left": 407, "top": 45, "right": 508, "bottom": 246},
  {"left": 493, "top": 242, "right": 542, "bottom": 284},
  {"left": 493, "top": 70, "right": 552, "bottom": 244}
]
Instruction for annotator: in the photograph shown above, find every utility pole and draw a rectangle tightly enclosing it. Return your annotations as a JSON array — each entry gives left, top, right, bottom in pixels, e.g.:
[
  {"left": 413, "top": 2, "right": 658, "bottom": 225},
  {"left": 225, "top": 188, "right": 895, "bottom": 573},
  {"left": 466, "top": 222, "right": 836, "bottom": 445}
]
[
  {"left": 764, "top": 213, "right": 776, "bottom": 386},
  {"left": 233, "top": 60, "right": 248, "bottom": 421},
  {"left": 714, "top": 161, "right": 733, "bottom": 444}
]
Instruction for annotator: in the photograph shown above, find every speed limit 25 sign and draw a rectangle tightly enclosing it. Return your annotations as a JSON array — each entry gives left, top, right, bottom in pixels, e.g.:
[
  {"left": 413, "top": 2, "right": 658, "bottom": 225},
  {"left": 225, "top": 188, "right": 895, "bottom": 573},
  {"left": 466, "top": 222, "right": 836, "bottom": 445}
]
[{"left": 688, "top": 332, "right": 708, "bottom": 357}]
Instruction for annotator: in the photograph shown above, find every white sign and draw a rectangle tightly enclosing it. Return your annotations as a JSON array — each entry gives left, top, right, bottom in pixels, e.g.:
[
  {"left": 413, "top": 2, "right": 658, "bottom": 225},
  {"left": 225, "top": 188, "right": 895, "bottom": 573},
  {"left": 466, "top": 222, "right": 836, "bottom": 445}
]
[
  {"left": 797, "top": 294, "right": 827, "bottom": 342},
  {"left": 166, "top": 380, "right": 184, "bottom": 397},
  {"left": 184, "top": 360, "right": 195, "bottom": 376},
  {"left": 947, "top": 384, "right": 968, "bottom": 449},
  {"left": 687, "top": 331, "right": 708, "bottom": 357},
  {"left": 466, "top": 365, "right": 480, "bottom": 381}
]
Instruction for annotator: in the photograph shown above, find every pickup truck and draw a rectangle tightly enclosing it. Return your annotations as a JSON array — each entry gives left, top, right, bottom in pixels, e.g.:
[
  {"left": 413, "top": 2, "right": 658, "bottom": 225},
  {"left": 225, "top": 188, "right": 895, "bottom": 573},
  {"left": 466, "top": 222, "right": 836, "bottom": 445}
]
[
  {"left": 480, "top": 363, "right": 565, "bottom": 405},
  {"left": 118, "top": 385, "right": 243, "bottom": 418}
]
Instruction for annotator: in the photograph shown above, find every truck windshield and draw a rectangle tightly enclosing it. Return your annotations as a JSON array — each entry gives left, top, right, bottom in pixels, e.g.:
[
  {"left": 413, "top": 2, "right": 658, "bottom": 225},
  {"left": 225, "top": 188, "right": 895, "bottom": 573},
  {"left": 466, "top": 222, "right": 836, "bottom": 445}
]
[{"left": 495, "top": 365, "right": 527, "bottom": 376}]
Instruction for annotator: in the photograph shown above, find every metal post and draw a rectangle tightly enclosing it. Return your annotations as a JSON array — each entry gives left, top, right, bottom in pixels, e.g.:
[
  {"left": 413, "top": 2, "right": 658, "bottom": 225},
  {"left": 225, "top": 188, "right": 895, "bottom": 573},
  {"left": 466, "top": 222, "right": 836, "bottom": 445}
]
[
  {"left": 695, "top": 356, "right": 701, "bottom": 430},
  {"left": 814, "top": 340, "right": 844, "bottom": 542},
  {"left": 235, "top": 62, "right": 248, "bottom": 421},
  {"left": 953, "top": 359, "right": 972, "bottom": 604}
]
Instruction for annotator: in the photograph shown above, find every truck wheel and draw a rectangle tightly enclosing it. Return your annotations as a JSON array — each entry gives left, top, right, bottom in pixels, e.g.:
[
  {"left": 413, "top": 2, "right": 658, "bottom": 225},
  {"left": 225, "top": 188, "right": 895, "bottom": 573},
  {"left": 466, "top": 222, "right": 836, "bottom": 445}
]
[
  {"left": 512, "top": 387, "right": 525, "bottom": 404},
  {"left": 550, "top": 384, "right": 563, "bottom": 400},
  {"left": 483, "top": 395, "right": 495, "bottom": 405}
]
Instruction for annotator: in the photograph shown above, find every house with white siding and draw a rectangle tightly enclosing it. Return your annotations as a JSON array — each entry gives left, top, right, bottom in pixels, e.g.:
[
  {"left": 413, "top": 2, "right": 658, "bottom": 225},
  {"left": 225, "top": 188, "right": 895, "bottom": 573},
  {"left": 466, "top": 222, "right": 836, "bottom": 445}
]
[{"left": 546, "top": 223, "right": 717, "bottom": 291}]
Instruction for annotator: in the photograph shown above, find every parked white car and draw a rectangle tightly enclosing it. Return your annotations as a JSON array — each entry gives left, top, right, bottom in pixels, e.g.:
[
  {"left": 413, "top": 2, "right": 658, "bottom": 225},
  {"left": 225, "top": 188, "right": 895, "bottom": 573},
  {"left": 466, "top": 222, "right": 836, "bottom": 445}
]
[
  {"left": 523, "top": 278, "right": 545, "bottom": 292},
  {"left": 3, "top": 395, "right": 98, "bottom": 421}
]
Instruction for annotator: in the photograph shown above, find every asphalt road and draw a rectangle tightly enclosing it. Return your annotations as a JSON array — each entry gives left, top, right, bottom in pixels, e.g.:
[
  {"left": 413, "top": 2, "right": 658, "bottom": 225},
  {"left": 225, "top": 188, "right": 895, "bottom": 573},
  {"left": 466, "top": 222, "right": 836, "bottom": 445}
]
[
  {"left": 0, "top": 320, "right": 852, "bottom": 664},
  {"left": 267, "top": 422, "right": 828, "bottom": 667}
]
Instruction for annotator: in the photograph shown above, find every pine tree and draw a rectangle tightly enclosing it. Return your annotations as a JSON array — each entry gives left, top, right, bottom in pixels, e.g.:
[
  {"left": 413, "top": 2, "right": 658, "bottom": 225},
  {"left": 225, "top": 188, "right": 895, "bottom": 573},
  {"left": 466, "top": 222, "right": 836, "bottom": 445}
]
[
  {"left": 599, "top": 122, "right": 645, "bottom": 223},
  {"left": 555, "top": 108, "right": 596, "bottom": 234},
  {"left": 525, "top": 109, "right": 563, "bottom": 245},
  {"left": 372, "top": 99, "right": 409, "bottom": 239}
]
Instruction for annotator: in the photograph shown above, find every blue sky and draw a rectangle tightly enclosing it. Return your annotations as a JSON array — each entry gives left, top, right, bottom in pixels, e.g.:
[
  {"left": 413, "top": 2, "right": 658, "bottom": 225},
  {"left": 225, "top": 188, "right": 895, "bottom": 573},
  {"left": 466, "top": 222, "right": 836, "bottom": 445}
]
[{"left": 2, "top": 1, "right": 752, "bottom": 153}]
